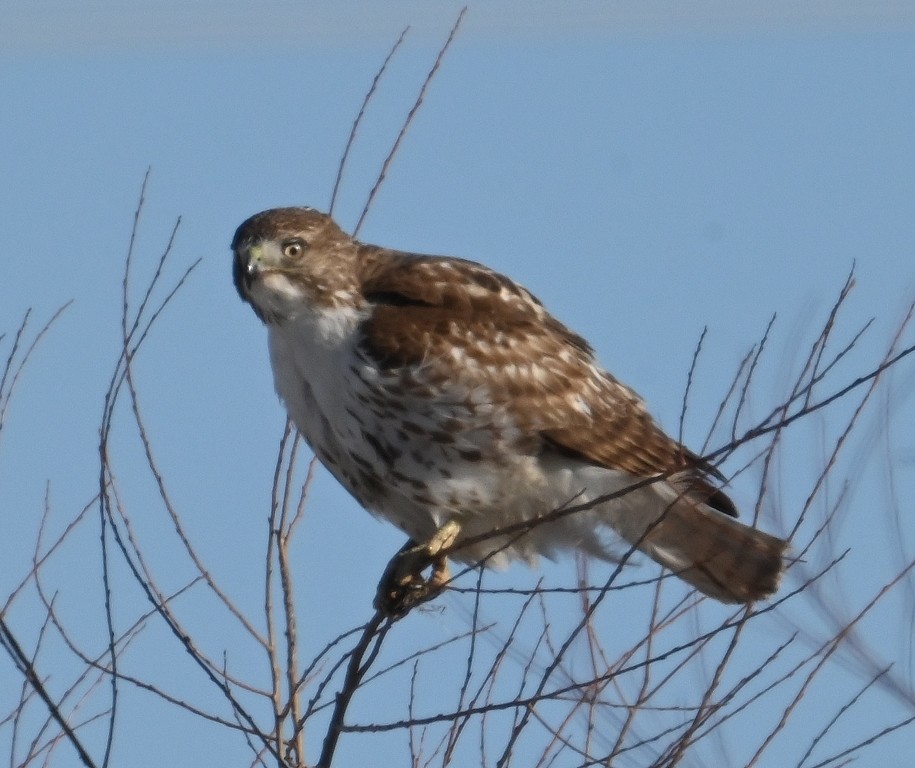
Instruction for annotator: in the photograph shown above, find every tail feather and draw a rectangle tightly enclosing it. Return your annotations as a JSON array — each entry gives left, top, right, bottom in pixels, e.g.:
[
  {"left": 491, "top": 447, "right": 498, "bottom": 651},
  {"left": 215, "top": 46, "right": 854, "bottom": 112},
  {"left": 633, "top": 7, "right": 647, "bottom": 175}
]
[{"left": 633, "top": 495, "right": 788, "bottom": 603}]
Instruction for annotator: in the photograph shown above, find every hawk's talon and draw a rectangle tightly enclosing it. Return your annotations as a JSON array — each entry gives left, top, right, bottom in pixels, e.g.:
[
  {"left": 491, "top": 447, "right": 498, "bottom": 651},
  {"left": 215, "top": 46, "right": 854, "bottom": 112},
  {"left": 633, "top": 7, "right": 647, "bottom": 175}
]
[{"left": 374, "top": 523, "right": 460, "bottom": 616}]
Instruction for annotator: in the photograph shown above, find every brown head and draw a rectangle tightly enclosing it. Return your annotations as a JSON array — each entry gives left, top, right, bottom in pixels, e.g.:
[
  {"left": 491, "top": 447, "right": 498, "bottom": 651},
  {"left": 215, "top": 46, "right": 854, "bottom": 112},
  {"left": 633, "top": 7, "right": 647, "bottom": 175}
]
[{"left": 231, "top": 207, "right": 360, "bottom": 323}]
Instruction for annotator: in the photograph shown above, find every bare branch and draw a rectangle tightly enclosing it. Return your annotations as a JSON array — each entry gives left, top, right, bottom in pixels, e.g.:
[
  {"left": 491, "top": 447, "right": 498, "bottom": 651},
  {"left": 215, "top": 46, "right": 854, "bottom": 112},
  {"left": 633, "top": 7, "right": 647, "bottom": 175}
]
[
  {"left": 329, "top": 26, "right": 410, "bottom": 217},
  {"left": 353, "top": 7, "right": 467, "bottom": 237}
]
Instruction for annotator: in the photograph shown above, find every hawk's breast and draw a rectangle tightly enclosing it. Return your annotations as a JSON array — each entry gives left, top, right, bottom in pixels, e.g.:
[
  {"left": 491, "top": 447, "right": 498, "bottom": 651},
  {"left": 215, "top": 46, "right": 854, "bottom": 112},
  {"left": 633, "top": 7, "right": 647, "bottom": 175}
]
[{"left": 266, "top": 305, "right": 551, "bottom": 543}]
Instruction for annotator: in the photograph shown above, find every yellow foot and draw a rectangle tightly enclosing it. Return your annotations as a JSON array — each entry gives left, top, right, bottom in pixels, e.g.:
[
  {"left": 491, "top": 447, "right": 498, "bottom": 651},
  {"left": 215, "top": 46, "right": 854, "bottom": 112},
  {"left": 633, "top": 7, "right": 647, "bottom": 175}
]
[{"left": 374, "top": 521, "right": 461, "bottom": 617}]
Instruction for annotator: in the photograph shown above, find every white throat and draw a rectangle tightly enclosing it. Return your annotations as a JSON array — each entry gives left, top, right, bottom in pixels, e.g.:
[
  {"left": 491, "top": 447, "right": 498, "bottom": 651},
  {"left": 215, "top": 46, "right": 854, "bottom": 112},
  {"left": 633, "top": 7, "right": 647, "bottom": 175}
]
[{"left": 266, "top": 301, "right": 367, "bottom": 436}]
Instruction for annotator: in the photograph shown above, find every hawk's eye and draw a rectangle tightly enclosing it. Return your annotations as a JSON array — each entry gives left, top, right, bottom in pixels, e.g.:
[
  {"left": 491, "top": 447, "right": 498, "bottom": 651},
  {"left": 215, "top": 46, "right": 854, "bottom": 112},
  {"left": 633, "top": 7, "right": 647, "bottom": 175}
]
[{"left": 282, "top": 239, "right": 307, "bottom": 259}]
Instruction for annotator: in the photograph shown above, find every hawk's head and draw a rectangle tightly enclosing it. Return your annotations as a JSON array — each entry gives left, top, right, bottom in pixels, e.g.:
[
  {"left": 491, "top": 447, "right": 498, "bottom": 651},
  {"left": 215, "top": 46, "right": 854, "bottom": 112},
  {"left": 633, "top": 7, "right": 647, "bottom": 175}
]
[{"left": 232, "top": 207, "right": 358, "bottom": 324}]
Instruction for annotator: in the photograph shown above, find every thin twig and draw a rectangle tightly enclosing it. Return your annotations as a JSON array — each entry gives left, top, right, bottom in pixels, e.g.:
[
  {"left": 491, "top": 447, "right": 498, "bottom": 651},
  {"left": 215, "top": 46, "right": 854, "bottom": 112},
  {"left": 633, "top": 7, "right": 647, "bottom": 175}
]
[
  {"left": 354, "top": 7, "right": 467, "bottom": 237},
  {"left": 329, "top": 26, "right": 410, "bottom": 217}
]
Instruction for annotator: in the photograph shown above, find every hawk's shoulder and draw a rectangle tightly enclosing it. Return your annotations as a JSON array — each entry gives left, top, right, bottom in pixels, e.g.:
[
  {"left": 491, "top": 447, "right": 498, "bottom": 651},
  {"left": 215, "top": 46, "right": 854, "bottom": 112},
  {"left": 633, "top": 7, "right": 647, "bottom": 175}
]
[{"left": 355, "top": 245, "right": 591, "bottom": 370}]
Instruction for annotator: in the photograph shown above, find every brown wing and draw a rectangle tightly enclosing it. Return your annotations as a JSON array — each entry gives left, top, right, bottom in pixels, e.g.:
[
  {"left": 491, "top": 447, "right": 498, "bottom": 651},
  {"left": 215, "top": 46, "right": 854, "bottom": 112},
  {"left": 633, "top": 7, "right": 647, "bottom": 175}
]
[{"left": 355, "top": 245, "right": 736, "bottom": 516}]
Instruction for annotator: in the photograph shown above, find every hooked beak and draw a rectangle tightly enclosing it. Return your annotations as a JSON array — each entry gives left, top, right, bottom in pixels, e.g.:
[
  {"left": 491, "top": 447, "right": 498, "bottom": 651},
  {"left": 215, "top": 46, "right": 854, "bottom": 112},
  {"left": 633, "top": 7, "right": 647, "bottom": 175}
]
[{"left": 233, "top": 244, "right": 263, "bottom": 298}]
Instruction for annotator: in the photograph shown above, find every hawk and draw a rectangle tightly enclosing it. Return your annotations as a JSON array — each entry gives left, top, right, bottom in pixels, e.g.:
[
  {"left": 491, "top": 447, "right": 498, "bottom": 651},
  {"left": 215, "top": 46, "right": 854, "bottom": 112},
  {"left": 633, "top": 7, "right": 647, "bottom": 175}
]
[{"left": 232, "top": 207, "right": 787, "bottom": 614}]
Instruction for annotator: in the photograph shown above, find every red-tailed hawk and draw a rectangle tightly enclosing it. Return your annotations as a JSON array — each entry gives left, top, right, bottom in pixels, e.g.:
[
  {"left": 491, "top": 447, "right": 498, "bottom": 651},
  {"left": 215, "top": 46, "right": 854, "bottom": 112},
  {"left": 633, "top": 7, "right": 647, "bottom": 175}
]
[{"left": 232, "top": 207, "right": 787, "bottom": 614}]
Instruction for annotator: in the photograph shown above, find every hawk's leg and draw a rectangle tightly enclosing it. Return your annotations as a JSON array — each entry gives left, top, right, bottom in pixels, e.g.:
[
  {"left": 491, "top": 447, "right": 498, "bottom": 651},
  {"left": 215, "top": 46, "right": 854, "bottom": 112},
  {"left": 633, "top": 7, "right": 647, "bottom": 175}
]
[{"left": 375, "top": 520, "right": 461, "bottom": 616}]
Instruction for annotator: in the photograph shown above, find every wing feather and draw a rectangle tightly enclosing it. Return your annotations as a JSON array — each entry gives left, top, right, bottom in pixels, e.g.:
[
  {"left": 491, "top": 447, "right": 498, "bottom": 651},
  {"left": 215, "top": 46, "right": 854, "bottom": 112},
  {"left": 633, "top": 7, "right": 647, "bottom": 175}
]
[{"left": 355, "top": 246, "right": 736, "bottom": 516}]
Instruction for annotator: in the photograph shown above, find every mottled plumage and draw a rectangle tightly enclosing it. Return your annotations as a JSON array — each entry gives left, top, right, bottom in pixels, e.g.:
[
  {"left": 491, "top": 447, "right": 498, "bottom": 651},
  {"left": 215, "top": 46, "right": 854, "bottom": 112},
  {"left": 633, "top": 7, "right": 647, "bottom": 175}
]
[{"left": 232, "top": 207, "right": 787, "bottom": 608}]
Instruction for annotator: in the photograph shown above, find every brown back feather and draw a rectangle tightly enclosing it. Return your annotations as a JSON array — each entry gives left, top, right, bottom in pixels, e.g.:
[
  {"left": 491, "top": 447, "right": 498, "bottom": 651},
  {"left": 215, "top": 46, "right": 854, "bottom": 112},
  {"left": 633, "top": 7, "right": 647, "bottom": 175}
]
[{"left": 353, "top": 245, "right": 737, "bottom": 517}]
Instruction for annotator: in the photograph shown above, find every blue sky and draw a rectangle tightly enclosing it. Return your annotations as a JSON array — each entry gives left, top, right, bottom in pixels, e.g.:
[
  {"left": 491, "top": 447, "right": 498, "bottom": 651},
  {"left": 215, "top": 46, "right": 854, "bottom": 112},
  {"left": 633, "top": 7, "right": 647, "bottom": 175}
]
[{"left": 2, "top": 3, "right": 915, "bottom": 767}]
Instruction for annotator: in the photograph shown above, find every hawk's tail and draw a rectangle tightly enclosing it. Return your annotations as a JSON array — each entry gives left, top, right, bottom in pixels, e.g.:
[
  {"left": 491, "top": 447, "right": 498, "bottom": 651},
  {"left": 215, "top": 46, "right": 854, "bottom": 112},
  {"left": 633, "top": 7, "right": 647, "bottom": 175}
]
[{"left": 628, "top": 491, "right": 788, "bottom": 603}]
